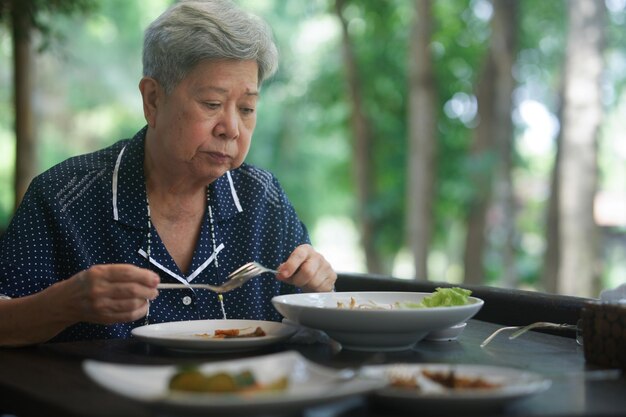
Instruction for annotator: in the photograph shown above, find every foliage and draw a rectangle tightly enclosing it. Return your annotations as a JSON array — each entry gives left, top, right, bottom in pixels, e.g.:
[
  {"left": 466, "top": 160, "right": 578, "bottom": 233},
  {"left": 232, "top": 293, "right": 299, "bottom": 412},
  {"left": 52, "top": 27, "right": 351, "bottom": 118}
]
[
  {"left": 242, "top": 0, "right": 348, "bottom": 228},
  {"left": 296, "top": 0, "right": 412, "bottom": 265},
  {"left": 429, "top": 0, "right": 489, "bottom": 247},
  {"left": 0, "top": 0, "right": 99, "bottom": 51},
  {"left": 0, "top": 0, "right": 100, "bottom": 229},
  {"left": 0, "top": 0, "right": 624, "bottom": 293}
]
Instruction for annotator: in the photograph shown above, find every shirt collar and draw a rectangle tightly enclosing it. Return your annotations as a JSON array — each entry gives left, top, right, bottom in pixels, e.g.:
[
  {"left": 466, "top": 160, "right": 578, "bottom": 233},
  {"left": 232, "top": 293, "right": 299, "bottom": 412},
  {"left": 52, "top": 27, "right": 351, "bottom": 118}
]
[
  {"left": 112, "top": 128, "right": 148, "bottom": 229},
  {"left": 112, "top": 127, "right": 244, "bottom": 229},
  {"left": 209, "top": 171, "right": 244, "bottom": 222}
]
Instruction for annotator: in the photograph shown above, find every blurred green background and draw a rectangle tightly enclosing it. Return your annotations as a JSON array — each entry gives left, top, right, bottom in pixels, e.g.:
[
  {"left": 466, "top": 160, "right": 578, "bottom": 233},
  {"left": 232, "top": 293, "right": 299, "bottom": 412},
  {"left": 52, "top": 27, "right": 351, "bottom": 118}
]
[{"left": 0, "top": 0, "right": 624, "bottom": 297}]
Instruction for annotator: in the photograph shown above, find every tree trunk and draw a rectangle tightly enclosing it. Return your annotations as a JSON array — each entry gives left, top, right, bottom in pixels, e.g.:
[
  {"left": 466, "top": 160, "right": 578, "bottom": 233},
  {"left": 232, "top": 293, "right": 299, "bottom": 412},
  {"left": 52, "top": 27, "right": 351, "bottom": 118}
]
[
  {"left": 489, "top": 0, "right": 518, "bottom": 287},
  {"left": 557, "top": 0, "right": 605, "bottom": 296},
  {"left": 464, "top": 0, "right": 517, "bottom": 285},
  {"left": 406, "top": 0, "right": 437, "bottom": 281},
  {"left": 541, "top": 79, "right": 564, "bottom": 294},
  {"left": 542, "top": 136, "right": 562, "bottom": 293},
  {"left": 334, "top": 0, "right": 383, "bottom": 273},
  {"left": 463, "top": 49, "right": 496, "bottom": 285},
  {"left": 11, "top": 0, "right": 36, "bottom": 211}
]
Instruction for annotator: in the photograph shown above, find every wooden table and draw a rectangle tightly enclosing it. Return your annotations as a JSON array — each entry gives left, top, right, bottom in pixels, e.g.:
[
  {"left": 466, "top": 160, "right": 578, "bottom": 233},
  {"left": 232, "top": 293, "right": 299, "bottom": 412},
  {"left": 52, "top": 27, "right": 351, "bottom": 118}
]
[{"left": 1, "top": 317, "right": 624, "bottom": 417}]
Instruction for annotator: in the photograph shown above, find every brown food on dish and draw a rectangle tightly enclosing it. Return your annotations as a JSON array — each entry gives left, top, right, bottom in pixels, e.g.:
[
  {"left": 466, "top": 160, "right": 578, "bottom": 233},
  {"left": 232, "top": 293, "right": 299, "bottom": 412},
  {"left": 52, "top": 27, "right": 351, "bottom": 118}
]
[
  {"left": 195, "top": 327, "right": 267, "bottom": 339},
  {"left": 389, "top": 369, "right": 501, "bottom": 391},
  {"left": 422, "top": 370, "right": 501, "bottom": 389}
]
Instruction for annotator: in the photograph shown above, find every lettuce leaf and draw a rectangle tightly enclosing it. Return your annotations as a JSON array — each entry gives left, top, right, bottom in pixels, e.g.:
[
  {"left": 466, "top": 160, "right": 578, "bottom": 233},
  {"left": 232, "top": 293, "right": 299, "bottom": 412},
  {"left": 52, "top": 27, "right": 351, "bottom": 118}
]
[{"left": 396, "top": 287, "right": 472, "bottom": 309}]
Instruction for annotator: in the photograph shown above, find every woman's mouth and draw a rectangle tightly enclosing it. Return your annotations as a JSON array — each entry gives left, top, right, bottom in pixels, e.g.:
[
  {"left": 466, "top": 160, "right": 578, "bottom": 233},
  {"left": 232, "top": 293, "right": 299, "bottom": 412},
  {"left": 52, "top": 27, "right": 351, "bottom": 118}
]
[{"left": 206, "top": 151, "right": 231, "bottom": 163}]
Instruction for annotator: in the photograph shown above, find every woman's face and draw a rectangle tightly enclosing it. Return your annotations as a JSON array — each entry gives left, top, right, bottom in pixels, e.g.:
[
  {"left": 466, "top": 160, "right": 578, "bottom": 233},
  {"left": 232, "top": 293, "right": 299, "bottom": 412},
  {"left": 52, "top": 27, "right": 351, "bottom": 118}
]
[{"left": 151, "top": 59, "right": 259, "bottom": 184}]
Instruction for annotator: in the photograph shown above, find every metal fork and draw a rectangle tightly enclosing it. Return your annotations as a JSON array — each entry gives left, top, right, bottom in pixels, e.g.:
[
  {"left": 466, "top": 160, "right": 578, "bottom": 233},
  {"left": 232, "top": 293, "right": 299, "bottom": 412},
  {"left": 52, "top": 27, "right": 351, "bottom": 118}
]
[
  {"left": 480, "top": 321, "right": 579, "bottom": 348},
  {"left": 157, "top": 261, "right": 277, "bottom": 293}
]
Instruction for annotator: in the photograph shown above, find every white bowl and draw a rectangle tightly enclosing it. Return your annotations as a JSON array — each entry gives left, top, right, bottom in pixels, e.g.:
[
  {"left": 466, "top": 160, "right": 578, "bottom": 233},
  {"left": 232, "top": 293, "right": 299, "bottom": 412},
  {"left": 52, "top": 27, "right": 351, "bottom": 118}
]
[
  {"left": 425, "top": 322, "right": 467, "bottom": 341},
  {"left": 271, "top": 292, "right": 483, "bottom": 352}
]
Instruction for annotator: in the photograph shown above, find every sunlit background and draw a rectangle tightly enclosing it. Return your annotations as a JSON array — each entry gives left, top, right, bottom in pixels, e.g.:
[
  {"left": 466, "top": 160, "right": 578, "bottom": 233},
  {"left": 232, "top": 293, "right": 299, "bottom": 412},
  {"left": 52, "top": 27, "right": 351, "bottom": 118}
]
[{"left": 0, "top": 0, "right": 624, "bottom": 297}]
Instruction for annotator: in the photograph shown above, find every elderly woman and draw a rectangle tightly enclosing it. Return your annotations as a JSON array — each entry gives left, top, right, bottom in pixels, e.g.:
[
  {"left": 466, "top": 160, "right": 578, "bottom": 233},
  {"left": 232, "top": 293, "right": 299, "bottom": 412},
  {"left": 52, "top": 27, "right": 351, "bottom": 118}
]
[{"left": 0, "top": 0, "right": 336, "bottom": 347}]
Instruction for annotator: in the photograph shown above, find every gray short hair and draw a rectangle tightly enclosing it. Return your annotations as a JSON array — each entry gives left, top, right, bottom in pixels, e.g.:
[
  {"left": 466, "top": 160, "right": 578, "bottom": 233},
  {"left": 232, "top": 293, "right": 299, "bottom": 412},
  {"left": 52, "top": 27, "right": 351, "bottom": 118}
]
[{"left": 143, "top": 0, "right": 278, "bottom": 93}]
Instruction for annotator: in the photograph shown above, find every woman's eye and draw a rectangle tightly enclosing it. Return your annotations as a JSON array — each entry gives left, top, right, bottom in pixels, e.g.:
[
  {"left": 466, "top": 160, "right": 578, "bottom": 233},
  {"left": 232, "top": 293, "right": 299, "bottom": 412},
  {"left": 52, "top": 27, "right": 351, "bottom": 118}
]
[
  {"left": 240, "top": 107, "right": 255, "bottom": 116},
  {"left": 203, "top": 102, "right": 220, "bottom": 110}
]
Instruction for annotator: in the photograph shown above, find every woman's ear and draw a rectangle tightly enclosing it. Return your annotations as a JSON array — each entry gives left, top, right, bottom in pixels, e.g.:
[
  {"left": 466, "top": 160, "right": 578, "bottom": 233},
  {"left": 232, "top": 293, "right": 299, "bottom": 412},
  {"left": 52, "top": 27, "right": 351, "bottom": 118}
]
[{"left": 138, "top": 77, "right": 160, "bottom": 128}]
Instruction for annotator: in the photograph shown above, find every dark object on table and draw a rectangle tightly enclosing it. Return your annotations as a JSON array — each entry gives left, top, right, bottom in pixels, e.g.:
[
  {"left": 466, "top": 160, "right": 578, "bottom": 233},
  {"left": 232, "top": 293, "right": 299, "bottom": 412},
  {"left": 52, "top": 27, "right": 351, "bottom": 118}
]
[{"left": 581, "top": 301, "right": 626, "bottom": 370}]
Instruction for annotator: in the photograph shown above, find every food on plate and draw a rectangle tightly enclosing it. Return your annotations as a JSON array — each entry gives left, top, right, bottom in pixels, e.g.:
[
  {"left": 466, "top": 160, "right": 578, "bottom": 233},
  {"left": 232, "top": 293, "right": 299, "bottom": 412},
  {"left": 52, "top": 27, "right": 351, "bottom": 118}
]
[
  {"left": 214, "top": 328, "right": 241, "bottom": 337},
  {"left": 399, "top": 287, "right": 472, "bottom": 308},
  {"left": 389, "top": 369, "right": 501, "bottom": 391},
  {"left": 336, "top": 297, "right": 359, "bottom": 309},
  {"left": 336, "top": 287, "right": 472, "bottom": 310},
  {"left": 422, "top": 369, "right": 500, "bottom": 389},
  {"left": 213, "top": 327, "right": 266, "bottom": 338},
  {"left": 194, "top": 327, "right": 266, "bottom": 339},
  {"left": 169, "top": 367, "right": 288, "bottom": 394}
]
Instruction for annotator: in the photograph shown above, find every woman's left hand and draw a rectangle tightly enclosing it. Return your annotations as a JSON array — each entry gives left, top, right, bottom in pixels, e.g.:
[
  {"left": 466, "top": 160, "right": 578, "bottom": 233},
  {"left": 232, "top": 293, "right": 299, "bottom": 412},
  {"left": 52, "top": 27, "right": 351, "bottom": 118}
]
[{"left": 276, "top": 244, "right": 336, "bottom": 292}]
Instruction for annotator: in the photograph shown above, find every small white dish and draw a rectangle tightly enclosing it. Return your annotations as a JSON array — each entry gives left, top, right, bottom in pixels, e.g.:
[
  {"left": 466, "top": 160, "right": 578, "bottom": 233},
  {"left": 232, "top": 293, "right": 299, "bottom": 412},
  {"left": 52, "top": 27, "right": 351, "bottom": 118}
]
[
  {"left": 83, "top": 351, "right": 385, "bottom": 415},
  {"left": 425, "top": 322, "right": 467, "bottom": 341},
  {"left": 362, "top": 363, "right": 551, "bottom": 412},
  {"left": 131, "top": 319, "right": 297, "bottom": 352}
]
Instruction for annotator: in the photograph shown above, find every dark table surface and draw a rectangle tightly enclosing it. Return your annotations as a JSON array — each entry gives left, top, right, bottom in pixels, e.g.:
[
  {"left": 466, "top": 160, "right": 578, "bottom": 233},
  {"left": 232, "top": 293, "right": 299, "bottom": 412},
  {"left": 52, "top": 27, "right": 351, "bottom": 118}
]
[{"left": 1, "top": 318, "right": 624, "bottom": 417}]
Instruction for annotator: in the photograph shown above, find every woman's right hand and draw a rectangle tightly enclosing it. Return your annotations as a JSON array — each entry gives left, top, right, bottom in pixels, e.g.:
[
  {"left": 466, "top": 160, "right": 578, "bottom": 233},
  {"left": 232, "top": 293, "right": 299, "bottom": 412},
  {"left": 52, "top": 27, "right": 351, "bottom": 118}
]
[
  {"left": 65, "top": 264, "right": 160, "bottom": 325},
  {"left": 0, "top": 264, "right": 159, "bottom": 347}
]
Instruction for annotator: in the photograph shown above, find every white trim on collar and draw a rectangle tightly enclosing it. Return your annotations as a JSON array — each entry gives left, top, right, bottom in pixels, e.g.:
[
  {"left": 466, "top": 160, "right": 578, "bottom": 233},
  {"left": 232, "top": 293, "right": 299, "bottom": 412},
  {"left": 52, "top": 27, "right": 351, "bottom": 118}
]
[
  {"left": 112, "top": 146, "right": 126, "bottom": 221},
  {"left": 187, "top": 243, "right": 225, "bottom": 282},
  {"left": 138, "top": 243, "right": 225, "bottom": 285},
  {"left": 227, "top": 171, "right": 243, "bottom": 213},
  {"left": 114, "top": 146, "right": 242, "bottom": 221}
]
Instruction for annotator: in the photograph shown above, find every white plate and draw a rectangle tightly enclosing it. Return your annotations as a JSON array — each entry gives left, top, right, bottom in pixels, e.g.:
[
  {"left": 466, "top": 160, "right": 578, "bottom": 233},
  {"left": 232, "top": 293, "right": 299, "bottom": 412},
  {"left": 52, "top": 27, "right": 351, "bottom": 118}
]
[
  {"left": 271, "top": 292, "right": 483, "bottom": 351},
  {"left": 131, "top": 319, "right": 297, "bottom": 352},
  {"left": 362, "top": 363, "right": 551, "bottom": 412},
  {"left": 83, "top": 351, "right": 386, "bottom": 415}
]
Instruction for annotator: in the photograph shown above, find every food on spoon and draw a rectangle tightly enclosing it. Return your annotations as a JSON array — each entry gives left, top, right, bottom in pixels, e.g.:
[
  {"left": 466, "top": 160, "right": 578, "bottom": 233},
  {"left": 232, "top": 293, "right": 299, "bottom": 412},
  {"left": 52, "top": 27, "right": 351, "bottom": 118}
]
[
  {"left": 169, "top": 367, "right": 288, "bottom": 394},
  {"left": 336, "top": 287, "right": 472, "bottom": 310},
  {"left": 194, "top": 326, "right": 266, "bottom": 338}
]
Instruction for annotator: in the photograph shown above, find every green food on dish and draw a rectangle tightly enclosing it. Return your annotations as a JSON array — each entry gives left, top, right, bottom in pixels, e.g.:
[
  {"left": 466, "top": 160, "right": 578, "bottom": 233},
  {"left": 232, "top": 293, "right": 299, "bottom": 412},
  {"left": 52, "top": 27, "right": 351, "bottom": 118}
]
[
  {"left": 336, "top": 287, "right": 472, "bottom": 310},
  {"left": 169, "top": 367, "right": 288, "bottom": 394},
  {"left": 396, "top": 287, "right": 472, "bottom": 309}
]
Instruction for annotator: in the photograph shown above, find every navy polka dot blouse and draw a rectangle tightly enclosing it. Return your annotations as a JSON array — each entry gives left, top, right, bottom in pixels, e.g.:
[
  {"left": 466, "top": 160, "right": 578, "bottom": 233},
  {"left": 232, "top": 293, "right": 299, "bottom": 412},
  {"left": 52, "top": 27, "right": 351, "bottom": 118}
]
[{"left": 0, "top": 127, "right": 306, "bottom": 342}]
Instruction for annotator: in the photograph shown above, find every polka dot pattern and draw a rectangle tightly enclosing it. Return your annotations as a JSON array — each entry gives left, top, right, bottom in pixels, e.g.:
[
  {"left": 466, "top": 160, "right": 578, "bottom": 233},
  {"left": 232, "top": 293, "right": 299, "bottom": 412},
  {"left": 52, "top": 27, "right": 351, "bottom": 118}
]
[{"left": 0, "top": 127, "right": 307, "bottom": 342}]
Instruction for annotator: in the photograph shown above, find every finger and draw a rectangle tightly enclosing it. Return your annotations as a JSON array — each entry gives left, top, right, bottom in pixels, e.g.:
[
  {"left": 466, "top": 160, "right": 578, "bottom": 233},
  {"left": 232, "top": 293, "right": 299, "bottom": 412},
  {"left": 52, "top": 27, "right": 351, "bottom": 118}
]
[
  {"left": 86, "top": 298, "right": 150, "bottom": 324},
  {"left": 106, "top": 282, "right": 159, "bottom": 301},
  {"left": 277, "top": 244, "right": 314, "bottom": 279},
  {"left": 96, "top": 304, "right": 150, "bottom": 325},
  {"left": 80, "top": 277, "right": 158, "bottom": 306},
  {"left": 286, "top": 258, "right": 320, "bottom": 288},
  {"left": 78, "top": 265, "right": 159, "bottom": 303},
  {"left": 316, "top": 272, "right": 338, "bottom": 292},
  {"left": 88, "top": 264, "right": 159, "bottom": 287},
  {"left": 298, "top": 261, "right": 337, "bottom": 293},
  {"left": 94, "top": 296, "right": 147, "bottom": 314},
  {"left": 301, "top": 270, "right": 335, "bottom": 292}
]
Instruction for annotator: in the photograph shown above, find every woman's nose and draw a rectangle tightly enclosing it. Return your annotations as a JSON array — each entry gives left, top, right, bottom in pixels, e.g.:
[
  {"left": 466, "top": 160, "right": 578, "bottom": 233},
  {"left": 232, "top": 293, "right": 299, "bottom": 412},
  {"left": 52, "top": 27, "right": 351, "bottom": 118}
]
[{"left": 215, "top": 108, "right": 239, "bottom": 140}]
